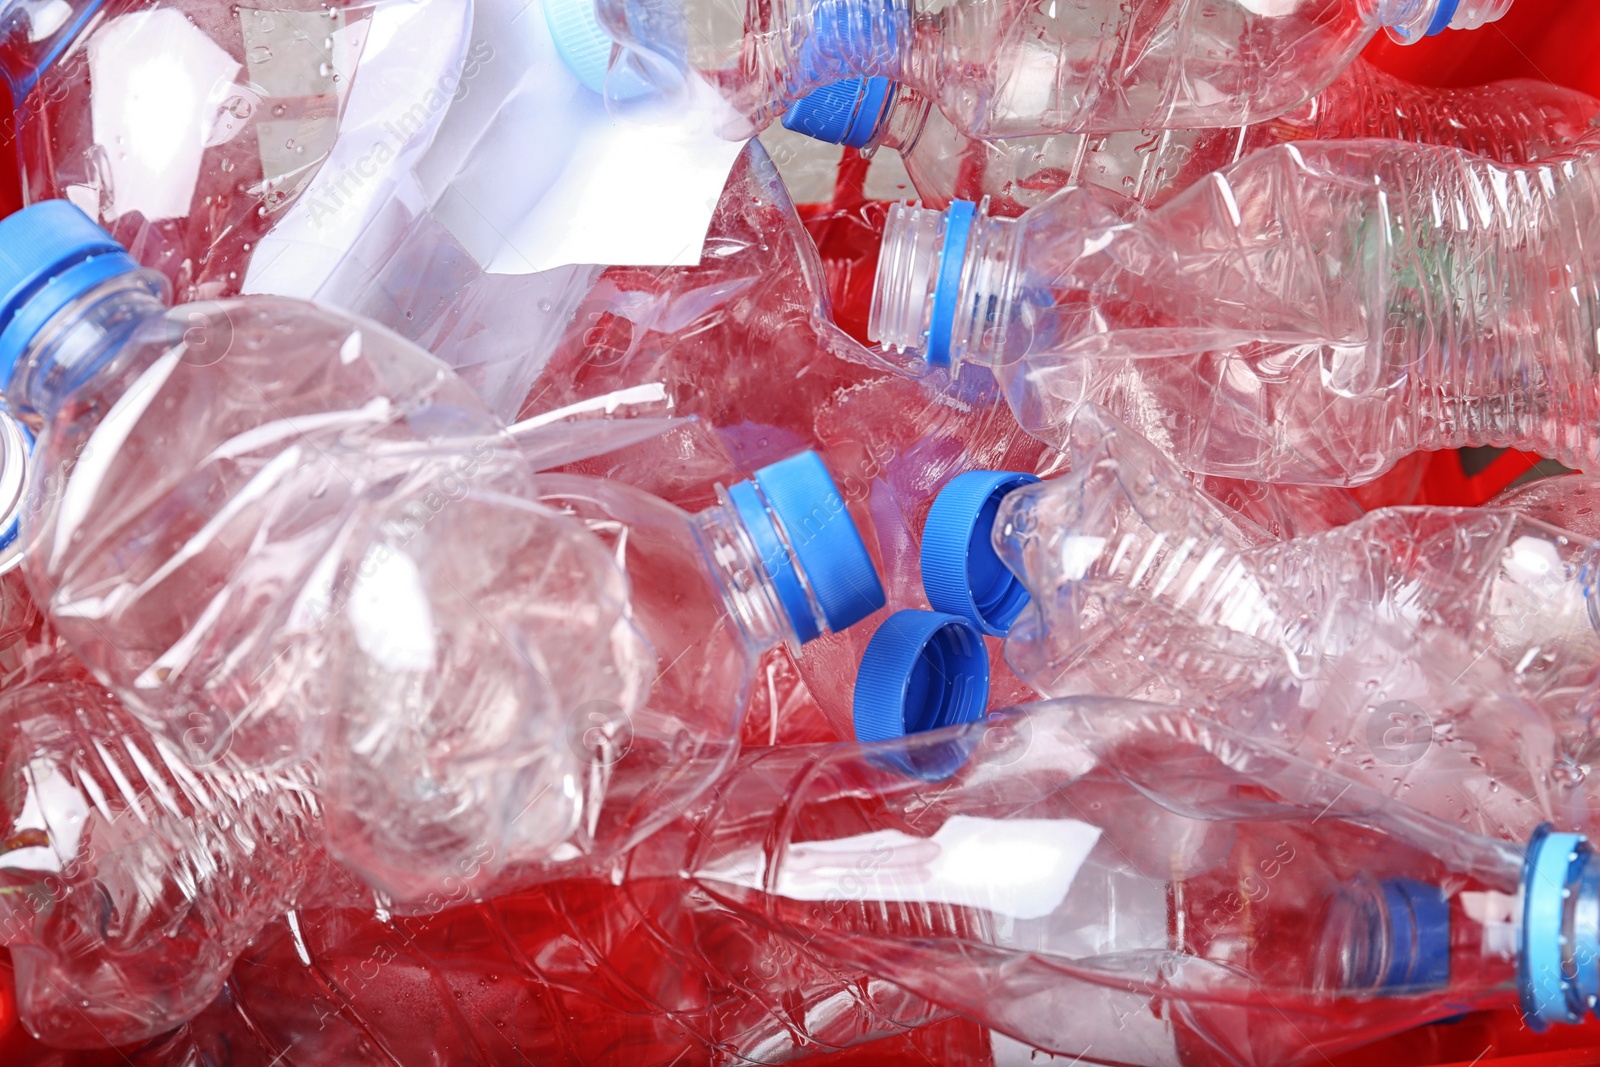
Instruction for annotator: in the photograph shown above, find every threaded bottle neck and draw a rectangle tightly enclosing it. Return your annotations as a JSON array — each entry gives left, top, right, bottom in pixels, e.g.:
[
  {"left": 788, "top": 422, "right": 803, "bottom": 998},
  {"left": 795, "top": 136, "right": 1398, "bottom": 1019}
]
[
  {"left": 697, "top": 494, "right": 805, "bottom": 655},
  {"left": 875, "top": 84, "right": 933, "bottom": 154},
  {"left": 868, "top": 200, "right": 1018, "bottom": 369}
]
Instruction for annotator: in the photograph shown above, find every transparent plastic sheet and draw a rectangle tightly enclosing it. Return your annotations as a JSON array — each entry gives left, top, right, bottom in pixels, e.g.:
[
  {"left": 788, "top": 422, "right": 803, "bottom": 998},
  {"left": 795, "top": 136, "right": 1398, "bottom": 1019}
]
[{"left": 313, "top": 199, "right": 607, "bottom": 422}]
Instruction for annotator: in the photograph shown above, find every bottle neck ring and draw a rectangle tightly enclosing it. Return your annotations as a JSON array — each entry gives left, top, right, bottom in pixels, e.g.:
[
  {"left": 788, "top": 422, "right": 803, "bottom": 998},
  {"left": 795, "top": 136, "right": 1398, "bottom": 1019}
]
[
  {"left": 726, "top": 478, "right": 829, "bottom": 646},
  {"left": 6, "top": 268, "right": 169, "bottom": 417},
  {"left": 869, "top": 199, "right": 1018, "bottom": 370}
]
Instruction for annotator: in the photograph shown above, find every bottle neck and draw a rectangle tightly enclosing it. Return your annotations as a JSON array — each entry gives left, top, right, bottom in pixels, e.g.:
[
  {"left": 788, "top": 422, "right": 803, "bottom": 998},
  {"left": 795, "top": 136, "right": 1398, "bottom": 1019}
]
[
  {"left": 874, "top": 84, "right": 932, "bottom": 155},
  {"left": 6, "top": 270, "right": 170, "bottom": 419},
  {"left": 0, "top": 0, "right": 105, "bottom": 99},
  {"left": 1375, "top": 0, "right": 1511, "bottom": 43},
  {"left": 869, "top": 201, "right": 1020, "bottom": 370},
  {"left": 697, "top": 490, "right": 812, "bottom": 655}
]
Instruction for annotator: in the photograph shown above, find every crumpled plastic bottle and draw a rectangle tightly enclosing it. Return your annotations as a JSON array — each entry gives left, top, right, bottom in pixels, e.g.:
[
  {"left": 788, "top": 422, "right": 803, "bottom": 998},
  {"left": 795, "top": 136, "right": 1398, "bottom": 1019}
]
[
  {"left": 918, "top": 405, "right": 1591, "bottom": 838},
  {"left": 0, "top": 655, "right": 356, "bottom": 1047},
  {"left": 628, "top": 696, "right": 1578, "bottom": 1067},
  {"left": 548, "top": 0, "right": 1513, "bottom": 139},
  {"left": 0, "top": 200, "right": 882, "bottom": 914},
  {"left": 781, "top": 57, "right": 1598, "bottom": 214},
  {"left": 869, "top": 127, "right": 1600, "bottom": 485}
]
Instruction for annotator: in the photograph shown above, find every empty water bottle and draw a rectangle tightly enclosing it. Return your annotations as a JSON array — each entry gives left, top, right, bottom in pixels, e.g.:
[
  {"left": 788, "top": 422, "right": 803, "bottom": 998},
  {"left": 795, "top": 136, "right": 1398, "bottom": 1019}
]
[
  {"left": 546, "top": 0, "right": 1512, "bottom": 139},
  {"left": 783, "top": 58, "right": 1597, "bottom": 214},
  {"left": 870, "top": 129, "right": 1600, "bottom": 485},
  {"left": 16, "top": 0, "right": 471, "bottom": 302},
  {"left": 918, "top": 406, "right": 1590, "bottom": 836},
  {"left": 631, "top": 696, "right": 1591, "bottom": 1067},
  {"left": 0, "top": 200, "right": 884, "bottom": 910}
]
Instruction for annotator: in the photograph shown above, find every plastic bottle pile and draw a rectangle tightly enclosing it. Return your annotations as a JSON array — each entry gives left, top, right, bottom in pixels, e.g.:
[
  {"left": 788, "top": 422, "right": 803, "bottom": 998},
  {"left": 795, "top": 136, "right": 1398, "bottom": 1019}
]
[{"left": 3, "top": 0, "right": 1600, "bottom": 1064}]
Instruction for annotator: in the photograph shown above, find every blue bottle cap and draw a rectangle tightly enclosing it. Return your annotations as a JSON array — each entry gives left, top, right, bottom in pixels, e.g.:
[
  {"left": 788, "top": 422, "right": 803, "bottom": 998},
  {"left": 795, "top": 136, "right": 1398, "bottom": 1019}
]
[
  {"left": 853, "top": 609, "right": 988, "bottom": 743},
  {"left": 925, "top": 199, "right": 975, "bottom": 368},
  {"left": 728, "top": 451, "right": 885, "bottom": 644},
  {"left": 542, "top": 0, "right": 613, "bottom": 93},
  {"left": 542, "top": 0, "right": 655, "bottom": 100},
  {"left": 0, "top": 201, "right": 141, "bottom": 387},
  {"left": 782, "top": 77, "right": 896, "bottom": 149},
  {"left": 921, "top": 470, "right": 1039, "bottom": 637},
  {"left": 1521, "top": 826, "right": 1594, "bottom": 1029},
  {"left": 1426, "top": 0, "right": 1460, "bottom": 36}
]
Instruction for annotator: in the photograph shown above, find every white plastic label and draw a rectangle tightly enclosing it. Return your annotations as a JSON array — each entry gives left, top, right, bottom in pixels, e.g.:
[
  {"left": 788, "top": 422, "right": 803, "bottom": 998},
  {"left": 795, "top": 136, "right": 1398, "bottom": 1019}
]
[
  {"left": 416, "top": 0, "right": 748, "bottom": 274},
  {"left": 703, "top": 815, "right": 1103, "bottom": 922}
]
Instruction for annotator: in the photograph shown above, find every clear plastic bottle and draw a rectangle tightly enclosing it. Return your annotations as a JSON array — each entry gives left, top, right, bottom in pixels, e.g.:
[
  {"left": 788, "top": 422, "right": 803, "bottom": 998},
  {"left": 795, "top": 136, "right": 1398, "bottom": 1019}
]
[
  {"left": 0, "top": 655, "right": 346, "bottom": 1047},
  {"left": 0, "top": 200, "right": 884, "bottom": 910},
  {"left": 918, "top": 406, "right": 1593, "bottom": 836},
  {"left": 783, "top": 57, "right": 1599, "bottom": 214},
  {"left": 629, "top": 697, "right": 1587, "bottom": 1067},
  {"left": 548, "top": 0, "right": 1512, "bottom": 138},
  {"left": 870, "top": 128, "right": 1600, "bottom": 485},
  {"left": 15, "top": 0, "right": 471, "bottom": 303}
]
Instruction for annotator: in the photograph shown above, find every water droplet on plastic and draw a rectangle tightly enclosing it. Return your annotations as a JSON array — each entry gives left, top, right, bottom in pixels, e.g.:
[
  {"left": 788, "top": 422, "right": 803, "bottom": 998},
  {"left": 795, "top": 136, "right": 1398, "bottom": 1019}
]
[{"left": 248, "top": 45, "right": 272, "bottom": 64}]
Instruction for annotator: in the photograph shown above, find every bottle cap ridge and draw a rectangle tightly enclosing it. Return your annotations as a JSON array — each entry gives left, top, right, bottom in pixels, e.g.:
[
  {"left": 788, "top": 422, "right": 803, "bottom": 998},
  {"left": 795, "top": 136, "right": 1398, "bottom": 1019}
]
[
  {"left": 921, "top": 469, "right": 1039, "bottom": 637},
  {"left": 853, "top": 609, "right": 989, "bottom": 743},
  {"left": 782, "top": 77, "right": 895, "bottom": 148},
  {"left": 730, "top": 450, "right": 886, "bottom": 643}
]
